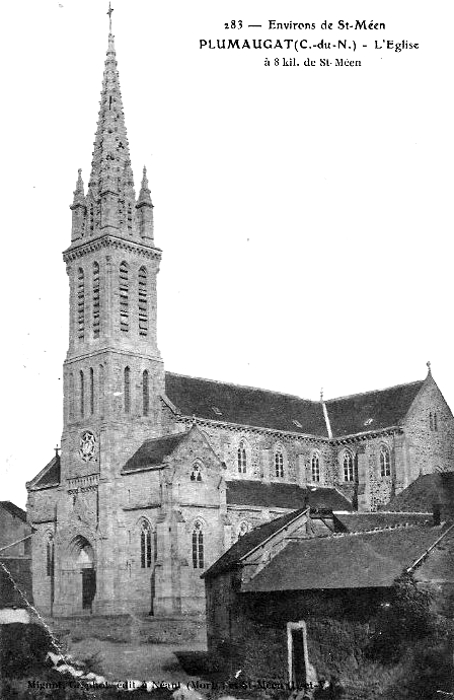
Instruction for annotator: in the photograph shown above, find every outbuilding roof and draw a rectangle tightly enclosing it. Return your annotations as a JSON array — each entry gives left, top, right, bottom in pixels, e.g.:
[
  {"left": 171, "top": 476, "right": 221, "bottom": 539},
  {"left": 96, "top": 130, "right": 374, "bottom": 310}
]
[
  {"left": 242, "top": 524, "right": 449, "bottom": 592},
  {"left": 0, "top": 501, "right": 27, "bottom": 523},
  {"left": 202, "top": 508, "right": 308, "bottom": 579},
  {"left": 384, "top": 472, "right": 454, "bottom": 515},
  {"left": 31, "top": 454, "right": 61, "bottom": 489}
]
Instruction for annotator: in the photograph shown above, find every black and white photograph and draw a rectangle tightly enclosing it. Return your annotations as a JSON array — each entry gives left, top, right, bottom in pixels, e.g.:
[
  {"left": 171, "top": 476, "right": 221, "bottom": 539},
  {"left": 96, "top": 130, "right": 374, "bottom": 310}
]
[{"left": 1, "top": 1, "right": 453, "bottom": 698}]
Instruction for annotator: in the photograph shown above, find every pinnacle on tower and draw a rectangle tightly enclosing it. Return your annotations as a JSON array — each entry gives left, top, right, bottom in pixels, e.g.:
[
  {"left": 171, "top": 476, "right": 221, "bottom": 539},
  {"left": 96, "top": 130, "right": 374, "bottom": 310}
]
[
  {"left": 136, "top": 166, "right": 154, "bottom": 242},
  {"left": 70, "top": 169, "right": 86, "bottom": 241}
]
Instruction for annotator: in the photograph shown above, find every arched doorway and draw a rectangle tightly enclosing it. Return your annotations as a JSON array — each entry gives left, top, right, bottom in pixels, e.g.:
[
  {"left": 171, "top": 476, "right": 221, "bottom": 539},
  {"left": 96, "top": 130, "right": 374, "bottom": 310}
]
[{"left": 70, "top": 536, "right": 96, "bottom": 612}]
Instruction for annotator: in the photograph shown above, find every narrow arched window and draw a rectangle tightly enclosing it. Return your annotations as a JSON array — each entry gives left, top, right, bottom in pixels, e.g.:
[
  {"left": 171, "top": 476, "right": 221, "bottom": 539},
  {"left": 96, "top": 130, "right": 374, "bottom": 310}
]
[
  {"left": 138, "top": 266, "right": 148, "bottom": 337},
  {"left": 140, "top": 521, "right": 152, "bottom": 569},
  {"left": 190, "top": 463, "right": 203, "bottom": 482},
  {"left": 124, "top": 367, "right": 131, "bottom": 413},
  {"left": 237, "top": 440, "right": 247, "bottom": 473},
  {"left": 119, "top": 262, "right": 129, "bottom": 332},
  {"left": 275, "top": 447, "right": 284, "bottom": 477},
  {"left": 79, "top": 370, "right": 84, "bottom": 417},
  {"left": 192, "top": 521, "right": 204, "bottom": 568},
  {"left": 77, "top": 268, "right": 85, "bottom": 340},
  {"left": 89, "top": 367, "right": 94, "bottom": 415},
  {"left": 434, "top": 413, "right": 438, "bottom": 431},
  {"left": 142, "top": 370, "right": 149, "bottom": 416},
  {"left": 343, "top": 450, "right": 355, "bottom": 481},
  {"left": 380, "top": 446, "right": 391, "bottom": 477},
  {"left": 93, "top": 262, "right": 100, "bottom": 338},
  {"left": 99, "top": 364, "right": 104, "bottom": 415},
  {"left": 69, "top": 373, "right": 74, "bottom": 420},
  {"left": 89, "top": 203, "right": 94, "bottom": 233},
  {"left": 311, "top": 452, "right": 320, "bottom": 482},
  {"left": 46, "top": 534, "right": 54, "bottom": 577},
  {"left": 127, "top": 203, "right": 133, "bottom": 231},
  {"left": 429, "top": 412, "right": 433, "bottom": 431}
]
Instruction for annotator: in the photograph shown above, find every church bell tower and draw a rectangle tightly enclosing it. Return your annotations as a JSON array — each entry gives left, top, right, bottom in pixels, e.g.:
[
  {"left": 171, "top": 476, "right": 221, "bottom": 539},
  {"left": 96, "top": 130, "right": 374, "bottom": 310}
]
[{"left": 61, "top": 9, "right": 164, "bottom": 481}]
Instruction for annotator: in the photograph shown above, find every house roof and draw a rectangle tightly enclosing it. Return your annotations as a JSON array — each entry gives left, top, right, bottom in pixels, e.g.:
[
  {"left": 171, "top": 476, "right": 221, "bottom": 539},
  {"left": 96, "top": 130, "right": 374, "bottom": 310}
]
[
  {"left": 31, "top": 454, "right": 61, "bottom": 489},
  {"left": 325, "top": 381, "right": 424, "bottom": 438},
  {"left": 226, "top": 480, "right": 353, "bottom": 511},
  {"left": 384, "top": 473, "right": 454, "bottom": 515},
  {"left": 0, "top": 501, "right": 27, "bottom": 523},
  {"left": 122, "top": 431, "right": 190, "bottom": 473},
  {"left": 202, "top": 508, "right": 308, "bottom": 579},
  {"left": 242, "top": 525, "right": 449, "bottom": 592},
  {"left": 164, "top": 372, "right": 328, "bottom": 436},
  {"left": 334, "top": 512, "right": 432, "bottom": 533}
]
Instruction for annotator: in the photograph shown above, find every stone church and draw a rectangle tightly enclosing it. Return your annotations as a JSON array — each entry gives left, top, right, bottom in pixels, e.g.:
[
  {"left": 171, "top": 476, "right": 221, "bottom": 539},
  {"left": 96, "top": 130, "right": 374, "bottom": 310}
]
[{"left": 26, "top": 15, "right": 454, "bottom": 618}]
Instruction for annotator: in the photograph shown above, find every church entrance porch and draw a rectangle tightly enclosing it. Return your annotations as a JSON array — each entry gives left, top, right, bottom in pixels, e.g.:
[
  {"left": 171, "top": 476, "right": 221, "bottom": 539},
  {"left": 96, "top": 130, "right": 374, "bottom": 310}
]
[{"left": 53, "top": 535, "right": 96, "bottom": 616}]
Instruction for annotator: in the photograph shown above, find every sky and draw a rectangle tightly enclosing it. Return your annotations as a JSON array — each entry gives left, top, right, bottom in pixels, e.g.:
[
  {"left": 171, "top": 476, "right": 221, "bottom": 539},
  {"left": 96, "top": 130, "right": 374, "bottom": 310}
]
[{"left": 1, "top": 0, "right": 452, "bottom": 507}]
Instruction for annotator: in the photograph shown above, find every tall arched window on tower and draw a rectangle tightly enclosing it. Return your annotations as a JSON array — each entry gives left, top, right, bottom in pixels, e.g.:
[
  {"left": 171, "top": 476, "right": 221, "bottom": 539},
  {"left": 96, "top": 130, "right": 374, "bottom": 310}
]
[
  {"left": 99, "top": 364, "right": 104, "bottom": 415},
  {"left": 311, "top": 452, "right": 320, "bottom": 482},
  {"left": 93, "top": 262, "right": 100, "bottom": 338},
  {"left": 124, "top": 367, "right": 131, "bottom": 413},
  {"left": 90, "top": 368, "right": 95, "bottom": 415},
  {"left": 192, "top": 521, "right": 204, "bottom": 568},
  {"left": 119, "top": 262, "right": 129, "bottom": 332},
  {"left": 69, "top": 373, "right": 74, "bottom": 420},
  {"left": 79, "top": 370, "right": 85, "bottom": 417},
  {"left": 77, "top": 268, "right": 85, "bottom": 340},
  {"left": 46, "top": 533, "right": 54, "bottom": 578},
  {"left": 140, "top": 520, "right": 152, "bottom": 569},
  {"left": 380, "top": 445, "right": 391, "bottom": 477},
  {"left": 138, "top": 266, "right": 148, "bottom": 337},
  {"left": 237, "top": 440, "right": 247, "bottom": 473},
  {"left": 142, "top": 370, "right": 149, "bottom": 416},
  {"left": 343, "top": 450, "right": 356, "bottom": 482}
]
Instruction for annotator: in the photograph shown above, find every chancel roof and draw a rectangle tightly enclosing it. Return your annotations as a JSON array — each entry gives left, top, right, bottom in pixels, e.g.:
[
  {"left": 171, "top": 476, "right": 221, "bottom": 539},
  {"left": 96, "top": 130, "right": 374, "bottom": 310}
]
[
  {"left": 325, "top": 381, "right": 424, "bottom": 438},
  {"left": 164, "top": 372, "right": 425, "bottom": 439},
  {"left": 242, "top": 524, "right": 450, "bottom": 592},
  {"left": 334, "top": 511, "right": 432, "bottom": 533}
]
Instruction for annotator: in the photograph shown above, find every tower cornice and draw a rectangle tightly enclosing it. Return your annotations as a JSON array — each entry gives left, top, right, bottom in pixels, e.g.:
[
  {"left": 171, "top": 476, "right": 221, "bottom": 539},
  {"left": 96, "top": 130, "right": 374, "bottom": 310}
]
[{"left": 63, "top": 234, "right": 162, "bottom": 263}]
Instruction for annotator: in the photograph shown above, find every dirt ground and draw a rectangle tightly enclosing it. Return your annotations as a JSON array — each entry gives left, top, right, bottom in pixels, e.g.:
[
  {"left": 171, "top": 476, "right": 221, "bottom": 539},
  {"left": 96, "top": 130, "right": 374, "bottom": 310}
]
[{"left": 69, "top": 637, "right": 209, "bottom": 684}]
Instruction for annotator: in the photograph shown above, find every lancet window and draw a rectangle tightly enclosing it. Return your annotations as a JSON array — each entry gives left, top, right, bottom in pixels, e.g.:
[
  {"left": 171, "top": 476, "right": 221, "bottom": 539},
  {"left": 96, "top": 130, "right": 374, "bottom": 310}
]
[
  {"left": 138, "top": 267, "right": 148, "bottom": 337},
  {"left": 119, "top": 262, "right": 129, "bottom": 332}
]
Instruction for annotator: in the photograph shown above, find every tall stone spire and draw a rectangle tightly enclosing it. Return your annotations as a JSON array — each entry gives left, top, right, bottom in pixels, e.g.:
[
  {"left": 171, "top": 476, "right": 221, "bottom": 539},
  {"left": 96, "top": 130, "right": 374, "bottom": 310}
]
[{"left": 86, "top": 5, "right": 137, "bottom": 236}]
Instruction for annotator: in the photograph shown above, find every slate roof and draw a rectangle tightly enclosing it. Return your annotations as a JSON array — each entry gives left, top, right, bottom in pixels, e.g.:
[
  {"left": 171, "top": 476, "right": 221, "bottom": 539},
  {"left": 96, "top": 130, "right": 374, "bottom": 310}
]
[
  {"left": 226, "top": 480, "right": 353, "bottom": 511},
  {"left": 32, "top": 454, "right": 60, "bottom": 489},
  {"left": 242, "top": 525, "right": 449, "bottom": 592},
  {"left": 122, "top": 431, "right": 190, "bottom": 473},
  {"left": 202, "top": 508, "right": 308, "bottom": 579},
  {"left": 164, "top": 372, "right": 328, "bottom": 436},
  {"left": 334, "top": 512, "right": 432, "bottom": 533},
  {"left": 0, "top": 501, "right": 27, "bottom": 523},
  {"left": 384, "top": 473, "right": 454, "bottom": 515},
  {"left": 325, "top": 381, "right": 424, "bottom": 438}
]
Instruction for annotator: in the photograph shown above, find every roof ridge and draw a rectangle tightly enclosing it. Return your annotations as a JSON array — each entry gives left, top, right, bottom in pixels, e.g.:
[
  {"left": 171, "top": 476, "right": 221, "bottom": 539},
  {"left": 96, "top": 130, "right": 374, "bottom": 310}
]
[
  {"left": 329, "top": 522, "right": 433, "bottom": 538},
  {"left": 325, "top": 379, "right": 423, "bottom": 404},
  {"left": 141, "top": 430, "right": 190, "bottom": 445},
  {"left": 165, "top": 370, "right": 319, "bottom": 404}
]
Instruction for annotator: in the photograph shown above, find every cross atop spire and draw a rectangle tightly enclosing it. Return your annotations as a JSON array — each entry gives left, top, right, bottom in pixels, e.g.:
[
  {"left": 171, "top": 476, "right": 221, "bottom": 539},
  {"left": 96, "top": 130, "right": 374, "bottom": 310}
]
[{"left": 107, "top": 2, "right": 114, "bottom": 34}]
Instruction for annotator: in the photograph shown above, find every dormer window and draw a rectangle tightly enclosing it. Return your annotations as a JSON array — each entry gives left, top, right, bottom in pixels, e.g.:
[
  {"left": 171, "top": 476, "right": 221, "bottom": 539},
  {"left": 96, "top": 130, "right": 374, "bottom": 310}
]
[
  {"left": 292, "top": 419, "right": 303, "bottom": 429},
  {"left": 211, "top": 406, "right": 222, "bottom": 416}
]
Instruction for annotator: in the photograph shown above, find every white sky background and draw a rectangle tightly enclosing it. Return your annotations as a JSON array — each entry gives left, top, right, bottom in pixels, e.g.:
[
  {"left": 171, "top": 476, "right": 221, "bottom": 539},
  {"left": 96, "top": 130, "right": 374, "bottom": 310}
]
[{"left": 1, "top": 0, "right": 452, "bottom": 507}]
